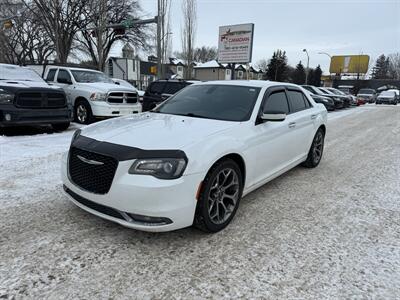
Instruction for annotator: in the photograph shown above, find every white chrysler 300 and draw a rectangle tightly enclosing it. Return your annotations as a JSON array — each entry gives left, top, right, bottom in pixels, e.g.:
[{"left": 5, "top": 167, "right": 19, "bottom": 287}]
[{"left": 62, "top": 80, "right": 327, "bottom": 233}]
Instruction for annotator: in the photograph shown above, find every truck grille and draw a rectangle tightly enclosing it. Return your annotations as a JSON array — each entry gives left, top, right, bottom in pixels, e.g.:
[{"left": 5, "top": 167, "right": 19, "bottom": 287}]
[
  {"left": 16, "top": 91, "right": 66, "bottom": 108},
  {"left": 107, "top": 92, "right": 138, "bottom": 104},
  {"left": 68, "top": 147, "right": 118, "bottom": 194}
]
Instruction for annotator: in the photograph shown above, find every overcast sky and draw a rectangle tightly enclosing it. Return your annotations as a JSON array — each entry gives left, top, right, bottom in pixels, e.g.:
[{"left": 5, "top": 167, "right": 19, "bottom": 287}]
[{"left": 137, "top": 0, "right": 399, "bottom": 74}]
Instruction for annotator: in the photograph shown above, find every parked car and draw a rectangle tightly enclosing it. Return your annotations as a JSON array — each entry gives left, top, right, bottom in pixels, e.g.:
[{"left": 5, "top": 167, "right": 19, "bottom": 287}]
[
  {"left": 307, "top": 93, "right": 335, "bottom": 111},
  {"left": 357, "top": 88, "right": 377, "bottom": 104},
  {"left": 0, "top": 64, "right": 71, "bottom": 131},
  {"left": 111, "top": 78, "right": 145, "bottom": 103},
  {"left": 302, "top": 85, "right": 344, "bottom": 109},
  {"left": 318, "top": 87, "right": 350, "bottom": 108},
  {"left": 326, "top": 87, "right": 357, "bottom": 106},
  {"left": 142, "top": 79, "right": 194, "bottom": 112},
  {"left": 62, "top": 80, "right": 328, "bottom": 233},
  {"left": 376, "top": 90, "right": 398, "bottom": 105},
  {"left": 45, "top": 67, "right": 142, "bottom": 124}
]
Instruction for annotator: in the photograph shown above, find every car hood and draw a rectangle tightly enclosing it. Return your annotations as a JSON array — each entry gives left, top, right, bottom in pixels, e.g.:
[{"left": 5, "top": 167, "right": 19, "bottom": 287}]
[
  {"left": 81, "top": 113, "right": 239, "bottom": 150},
  {"left": 0, "top": 80, "right": 61, "bottom": 90},
  {"left": 76, "top": 82, "right": 137, "bottom": 93}
]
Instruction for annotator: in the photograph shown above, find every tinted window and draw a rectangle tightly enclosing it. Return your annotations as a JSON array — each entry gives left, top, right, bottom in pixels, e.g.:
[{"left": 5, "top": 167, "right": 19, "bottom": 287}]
[
  {"left": 46, "top": 69, "right": 56, "bottom": 81},
  {"left": 149, "top": 82, "right": 165, "bottom": 94},
  {"left": 302, "top": 86, "right": 314, "bottom": 93},
  {"left": 57, "top": 70, "right": 71, "bottom": 83},
  {"left": 163, "top": 82, "right": 184, "bottom": 94},
  {"left": 263, "top": 91, "right": 289, "bottom": 114},
  {"left": 155, "top": 84, "right": 261, "bottom": 122},
  {"left": 287, "top": 90, "right": 307, "bottom": 112},
  {"left": 303, "top": 94, "right": 311, "bottom": 108}
]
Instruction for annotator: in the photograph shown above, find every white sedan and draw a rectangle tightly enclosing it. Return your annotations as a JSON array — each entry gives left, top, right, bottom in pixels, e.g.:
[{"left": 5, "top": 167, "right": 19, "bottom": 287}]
[{"left": 62, "top": 80, "right": 327, "bottom": 233}]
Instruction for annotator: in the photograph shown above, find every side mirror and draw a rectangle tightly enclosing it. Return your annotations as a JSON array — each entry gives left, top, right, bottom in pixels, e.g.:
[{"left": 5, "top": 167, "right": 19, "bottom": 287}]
[{"left": 260, "top": 111, "right": 286, "bottom": 122}]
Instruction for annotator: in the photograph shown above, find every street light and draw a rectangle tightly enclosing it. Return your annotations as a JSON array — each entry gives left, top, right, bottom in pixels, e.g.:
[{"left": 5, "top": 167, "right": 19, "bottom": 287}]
[
  {"left": 318, "top": 52, "right": 331, "bottom": 59},
  {"left": 303, "top": 49, "right": 310, "bottom": 85}
]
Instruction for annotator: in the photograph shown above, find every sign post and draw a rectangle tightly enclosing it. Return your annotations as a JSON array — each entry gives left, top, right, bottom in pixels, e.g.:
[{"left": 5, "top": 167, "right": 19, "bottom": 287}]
[{"left": 217, "top": 23, "right": 254, "bottom": 80}]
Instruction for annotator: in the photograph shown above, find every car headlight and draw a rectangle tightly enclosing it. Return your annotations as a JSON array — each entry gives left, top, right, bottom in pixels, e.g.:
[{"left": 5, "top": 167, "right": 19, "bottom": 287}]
[
  {"left": 0, "top": 88, "right": 15, "bottom": 104},
  {"left": 71, "top": 129, "right": 81, "bottom": 145},
  {"left": 89, "top": 92, "right": 107, "bottom": 101},
  {"left": 129, "top": 158, "right": 187, "bottom": 179}
]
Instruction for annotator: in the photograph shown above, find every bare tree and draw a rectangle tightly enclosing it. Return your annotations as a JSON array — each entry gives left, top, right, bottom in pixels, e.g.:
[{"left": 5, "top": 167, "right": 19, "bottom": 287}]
[
  {"left": 388, "top": 53, "right": 400, "bottom": 79},
  {"left": 24, "top": 0, "right": 89, "bottom": 64},
  {"left": 181, "top": 0, "right": 196, "bottom": 79},
  {"left": 75, "top": 0, "right": 150, "bottom": 71},
  {"left": 174, "top": 46, "right": 216, "bottom": 63},
  {"left": 156, "top": 0, "right": 171, "bottom": 78},
  {"left": 255, "top": 59, "right": 268, "bottom": 72},
  {"left": 0, "top": 0, "right": 53, "bottom": 64}
]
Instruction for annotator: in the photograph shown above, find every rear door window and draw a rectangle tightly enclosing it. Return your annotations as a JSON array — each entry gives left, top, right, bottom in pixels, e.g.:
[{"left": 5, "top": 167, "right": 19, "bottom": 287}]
[
  {"left": 149, "top": 82, "right": 166, "bottom": 94},
  {"left": 46, "top": 69, "right": 57, "bottom": 81},
  {"left": 287, "top": 90, "right": 308, "bottom": 113},
  {"left": 163, "top": 82, "right": 184, "bottom": 95},
  {"left": 57, "top": 69, "right": 72, "bottom": 83}
]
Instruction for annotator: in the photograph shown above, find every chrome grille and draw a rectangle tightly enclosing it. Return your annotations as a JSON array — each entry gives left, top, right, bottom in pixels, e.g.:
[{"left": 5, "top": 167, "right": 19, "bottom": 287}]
[{"left": 107, "top": 92, "right": 138, "bottom": 104}]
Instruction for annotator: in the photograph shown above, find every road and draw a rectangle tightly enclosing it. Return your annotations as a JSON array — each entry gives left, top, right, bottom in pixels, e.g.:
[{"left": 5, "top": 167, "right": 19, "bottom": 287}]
[{"left": 1, "top": 105, "right": 399, "bottom": 299}]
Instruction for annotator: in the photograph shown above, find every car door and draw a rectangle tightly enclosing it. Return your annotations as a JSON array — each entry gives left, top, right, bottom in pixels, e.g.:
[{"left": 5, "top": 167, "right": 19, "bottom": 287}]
[
  {"left": 251, "top": 87, "right": 293, "bottom": 184},
  {"left": 285, "top": 87, "right": 315, "bottom": 160},
  {"left": 56, "top": 69, "right": 74, "bottom": 104}
]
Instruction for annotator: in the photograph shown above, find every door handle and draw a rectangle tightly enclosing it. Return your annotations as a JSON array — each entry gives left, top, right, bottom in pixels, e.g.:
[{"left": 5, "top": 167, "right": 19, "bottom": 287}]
[
  {"left": 311, "top": 114, "right": 317, "bottom": 120},
  {"left": 288, "top": 122, "right": 296, "bottom": 128}
]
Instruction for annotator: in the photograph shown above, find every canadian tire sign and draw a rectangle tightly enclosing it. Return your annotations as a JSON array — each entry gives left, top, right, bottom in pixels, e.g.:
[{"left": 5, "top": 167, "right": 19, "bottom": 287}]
[{"left": 218, "top": 23, "right": 254, "bottom": 64}]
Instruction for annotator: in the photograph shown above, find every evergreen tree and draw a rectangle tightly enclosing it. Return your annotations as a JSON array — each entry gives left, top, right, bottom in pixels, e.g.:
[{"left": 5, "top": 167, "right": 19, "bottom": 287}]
[
  {"left": 313, "top": 65, "right": 323, "bottom": 86},
  {"left": 372, "top": 54, "right": 389, "bottom": 79},
  {"left": 307, "top": 68, "right": 315, "bottom": 86},
  {"left": 266, "top": 50, "right": 289, "bottom": 82},
  {"left": 291, "top": 61, "right": 306, "bottom": 84}
]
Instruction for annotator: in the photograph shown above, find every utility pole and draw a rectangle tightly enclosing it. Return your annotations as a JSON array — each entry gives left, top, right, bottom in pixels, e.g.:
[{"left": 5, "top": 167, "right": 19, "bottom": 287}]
[
  {"left": 303, "top": 48, "right": 310, "bottom": 84},
  {"left": 157, "top": 0, "right": 162, "bottom": 79}
]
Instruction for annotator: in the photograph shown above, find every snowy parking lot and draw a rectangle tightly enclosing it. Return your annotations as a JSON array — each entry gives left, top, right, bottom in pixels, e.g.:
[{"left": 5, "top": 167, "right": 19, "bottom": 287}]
[{"left": 1, "top": 105, "right": 399, "bottom": 299}]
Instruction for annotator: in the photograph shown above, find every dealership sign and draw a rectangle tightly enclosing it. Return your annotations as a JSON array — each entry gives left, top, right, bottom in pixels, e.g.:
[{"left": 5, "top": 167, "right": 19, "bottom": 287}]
[{"left": 217, "top": 23, "right": 254, "bottom": 64}]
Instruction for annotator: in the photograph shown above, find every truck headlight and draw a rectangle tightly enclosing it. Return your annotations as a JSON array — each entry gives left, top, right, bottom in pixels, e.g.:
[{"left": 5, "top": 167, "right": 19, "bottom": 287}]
[
  {"left": 129, "top": 158, "right": 187, "bottom": 179},
  {"left": 0, "top": 89, "right": 14, "bottom": 104},
  {"left": 89, "top": 92, "right": 107, "bottom": 101}
]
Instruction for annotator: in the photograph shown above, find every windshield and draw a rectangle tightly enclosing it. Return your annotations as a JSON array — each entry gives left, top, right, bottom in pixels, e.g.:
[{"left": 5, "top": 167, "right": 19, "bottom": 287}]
[
  {"left": 379, "top": 91, "right": 395, "bottom": 97},
  {"left": 0, "top": 64, "right": 45, "bottom": 82},
  {"left": 154, "top": 84, "right": 261, "bottom": 122},
  {"left": 71, "top": 70, "right": 113, "bottom": 83},
  {"left": 318, "top": 87, "right": 332, "bottom": 95},
  {"left": 358, "top": 89, "right": 374, "bottom": 95},
  {"left": 329, "top": 88, "right": 345, "bottom": 95}
]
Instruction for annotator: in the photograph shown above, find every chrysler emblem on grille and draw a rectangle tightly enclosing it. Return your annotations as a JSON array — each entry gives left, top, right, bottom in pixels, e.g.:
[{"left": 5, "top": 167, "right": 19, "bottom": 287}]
[{"left": 77, "top": 155, "right": 104, "bottom": 165}]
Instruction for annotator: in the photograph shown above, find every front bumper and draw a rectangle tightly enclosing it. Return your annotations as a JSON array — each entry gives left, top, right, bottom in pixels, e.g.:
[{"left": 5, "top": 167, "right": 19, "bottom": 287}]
[
  {"left": 90, "top": 102, "right": 142, "bottom": 118},
  {"left": 0, "top": 104, "right": 72, "bottom": 126},
  {"left": 61, "top": 153, "right": 204, "bottom": 232}
]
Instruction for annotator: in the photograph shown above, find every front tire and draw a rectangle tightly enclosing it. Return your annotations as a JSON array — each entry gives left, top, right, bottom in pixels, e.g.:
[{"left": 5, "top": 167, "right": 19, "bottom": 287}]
[
  {"left": 194, "top": 159, "right": 243, "bottom": 233},
  {"left": 74, "top": 100, "right": 93, "bottom": 124},
  {"left": 302, "top": 128, "right": 325, "bottom": 168}
]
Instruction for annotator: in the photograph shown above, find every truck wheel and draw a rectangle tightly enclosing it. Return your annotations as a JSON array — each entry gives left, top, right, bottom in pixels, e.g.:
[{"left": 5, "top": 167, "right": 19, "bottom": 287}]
[
  {"left": 74, "top": 100, "right": 93, "bottom": 124},
  {"left": 52, "top": 122, "right": 70, "bottom": 132}
]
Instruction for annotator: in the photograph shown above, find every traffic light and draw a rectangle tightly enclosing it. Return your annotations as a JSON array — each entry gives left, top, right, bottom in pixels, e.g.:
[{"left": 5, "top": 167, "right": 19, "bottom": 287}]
[
  {"left": 3, "top": 20, "right": 13, "bottom": 29},
  {"left": 113, "top": 27, "right": 125, "bottom": 36}
]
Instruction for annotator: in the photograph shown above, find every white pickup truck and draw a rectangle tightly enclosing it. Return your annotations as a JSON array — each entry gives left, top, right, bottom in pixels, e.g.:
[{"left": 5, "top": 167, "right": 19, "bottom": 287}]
[{"left": 44, "top": 67, "right": 142, "bottom": 124}]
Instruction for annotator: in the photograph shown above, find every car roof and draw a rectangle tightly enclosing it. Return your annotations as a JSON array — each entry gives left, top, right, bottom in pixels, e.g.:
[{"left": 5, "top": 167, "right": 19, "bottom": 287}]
[
  {"left": 194, "top": 80, "right": 301, "bottom": 89},
  {"left": 47, "top": 66, "right": 101, "bottom": 73}
]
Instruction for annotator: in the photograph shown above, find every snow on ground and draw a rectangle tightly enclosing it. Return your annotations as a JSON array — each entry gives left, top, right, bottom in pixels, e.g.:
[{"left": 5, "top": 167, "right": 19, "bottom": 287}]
[{"left": 1, "top": 105, "right": 399, "bottom": 299}]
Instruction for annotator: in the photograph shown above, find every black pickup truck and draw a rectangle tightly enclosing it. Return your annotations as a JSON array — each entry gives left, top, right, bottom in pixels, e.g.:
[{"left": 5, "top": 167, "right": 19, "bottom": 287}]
[{"left": 0, "top": 64, "right": 72, "bottom": 131}]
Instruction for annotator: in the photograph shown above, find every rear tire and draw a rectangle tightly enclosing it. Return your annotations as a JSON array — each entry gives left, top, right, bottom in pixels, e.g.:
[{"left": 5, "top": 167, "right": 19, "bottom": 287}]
[
  {"left": 194, "top": 159, "right": 243, "bottom": 233},
  {"left": 51, "top": 122, "right": 70, "bottom": 132},
  {"left": 302, "top": 128, "right": 325, "bottom": 168}
]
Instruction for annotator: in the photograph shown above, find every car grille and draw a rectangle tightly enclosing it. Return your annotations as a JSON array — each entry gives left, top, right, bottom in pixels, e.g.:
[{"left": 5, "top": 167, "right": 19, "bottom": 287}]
[
  {"left": 68, "top": 147, "right": 118, "bottom": 194},
  {"left": 16, "top": 91, "right": 66, "bottom": 108},
  {"left": 107, "top": 92, "right": 138, "bottom": 104}
]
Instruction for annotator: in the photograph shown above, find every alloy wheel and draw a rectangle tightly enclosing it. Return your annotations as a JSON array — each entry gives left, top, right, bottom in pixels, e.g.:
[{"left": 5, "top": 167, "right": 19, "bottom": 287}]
[
  {"left": 312, "top": 131, "right": 324, "bottom": 164},
  {"left": 208, "top": 168, "right": 240, "bottom": 225},
  {"left": 77, "top": 104, "right": 87, "bottom": 123}
]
